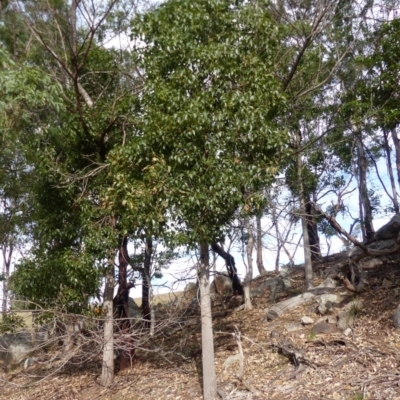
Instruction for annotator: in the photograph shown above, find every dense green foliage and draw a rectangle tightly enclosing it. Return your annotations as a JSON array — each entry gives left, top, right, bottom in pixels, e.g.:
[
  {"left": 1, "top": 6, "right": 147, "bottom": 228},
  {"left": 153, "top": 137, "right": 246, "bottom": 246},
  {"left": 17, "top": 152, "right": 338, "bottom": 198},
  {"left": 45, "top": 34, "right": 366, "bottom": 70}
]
[
  {"left": 0, "top": 0, "right": 399, "bottom": 310},
  {"left": 110, "top": 0, "right": 287, "bottom": 246}
]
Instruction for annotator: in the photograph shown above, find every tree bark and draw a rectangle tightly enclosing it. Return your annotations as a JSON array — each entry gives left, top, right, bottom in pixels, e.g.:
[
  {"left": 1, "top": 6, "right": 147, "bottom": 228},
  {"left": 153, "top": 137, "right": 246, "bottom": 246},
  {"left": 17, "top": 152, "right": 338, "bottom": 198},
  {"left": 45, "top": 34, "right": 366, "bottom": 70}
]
[
  {"left": 243, "top": 218, "right": 253, "bottom": 311},
  {"left": 113, "top": 236, "right": 135, "bottom": 371},
  {"left": 384, "top": 129, "right": 400, "bottom": 213},
  {"left": 306, "top": 200, "right": 321, "bottom": 262},
  {"left": 296, "top": 132, "right": 313, "bottom": 289},
  {"left": 355, "top": 129, "right": 375, "bottom": 242},
  {"left": 142, "top": 237, "right": 155, "bottom": 338},
  {"left": 391, "top": 127, "right": 400, "bottom": 191},
  {"left": 1, "top": 243, "right": 12, "bottom": 314},
  {"left": 100, "top": 257, "right": 115, "bottom": 387},
  {"left": 198, "top": 243, "right": 217, "bottom": 400},
  {"left": 256, "top": 214, "right": 268, "bottom": 276}
]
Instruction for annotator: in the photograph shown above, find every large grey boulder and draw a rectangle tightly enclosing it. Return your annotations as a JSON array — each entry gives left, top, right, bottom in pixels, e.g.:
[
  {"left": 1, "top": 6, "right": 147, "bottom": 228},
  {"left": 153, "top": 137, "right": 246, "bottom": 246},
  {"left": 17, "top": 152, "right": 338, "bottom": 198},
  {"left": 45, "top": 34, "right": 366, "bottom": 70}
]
[
  {"left": 252, "top": 277, "right": 287, "bottom": 302},
  {"left": 317, "top": 294, "right": 338, "bottom": 315},
  {"left": 210, "top": 272, "right": 233, "bottom": 296},
  {"left": 375, "top": 214, "right": 400, "bottom": 241},
  {"left": 183, "top": 282, "right": 197, "bottom": 300},
  {"left": 0, "top": 331, "right": 34, "bottom": 366}
]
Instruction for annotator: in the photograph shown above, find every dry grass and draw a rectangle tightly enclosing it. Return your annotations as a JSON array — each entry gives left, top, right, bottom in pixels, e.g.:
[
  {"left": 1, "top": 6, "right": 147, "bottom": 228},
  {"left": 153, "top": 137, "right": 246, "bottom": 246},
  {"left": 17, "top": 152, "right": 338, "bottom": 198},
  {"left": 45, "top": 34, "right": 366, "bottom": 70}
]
[{"left": 133, "top": 291, "right": 184, "bottom": 307}]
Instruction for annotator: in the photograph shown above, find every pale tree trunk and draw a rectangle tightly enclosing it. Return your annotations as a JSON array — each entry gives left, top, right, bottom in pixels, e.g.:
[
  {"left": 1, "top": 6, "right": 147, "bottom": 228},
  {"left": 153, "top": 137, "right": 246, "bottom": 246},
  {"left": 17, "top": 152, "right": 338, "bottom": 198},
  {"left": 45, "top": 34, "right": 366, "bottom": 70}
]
[
  {"left": 275, "top": 247, "right": 280, "bottom": 272},
  {"left": 354, "top": 129, "right": 375, "bottom": 241},
  {"left": 100, "top": 257, "right": 115, "bottom": 387},
  {"left": 391, "top": 127, "right": 400, "bottom": 191},
  {"left": 358, "top": 186, "right": 366, "bottom": 242},
  {"left": 296, "top": 132, "right": 313, "bottom": 289},
  {"left": 255, "top": 214, "right": 267, "bottom": 276},
  {"left": 382, "top": 129, "right": 399, "bottom": 213},
  {"left": 1, "top": 243, "right": 13, "bottom": 313},
  {"left": 143, "top": 237, "right": 155, "bottom": 339},
  {"left": 243, "top": 218, "right": 253, "bottom": 311},
  {"left": 198, "top": 243, "right": 217, "bottom": 400}
]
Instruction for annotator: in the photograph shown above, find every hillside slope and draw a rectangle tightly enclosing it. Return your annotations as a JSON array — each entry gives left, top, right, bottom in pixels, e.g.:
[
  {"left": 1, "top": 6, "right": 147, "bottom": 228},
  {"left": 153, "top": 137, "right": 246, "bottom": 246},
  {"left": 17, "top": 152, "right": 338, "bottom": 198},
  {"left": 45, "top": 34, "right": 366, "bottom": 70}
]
[{"left": 1, "top": 257, "right": 400, "bottom": 400}]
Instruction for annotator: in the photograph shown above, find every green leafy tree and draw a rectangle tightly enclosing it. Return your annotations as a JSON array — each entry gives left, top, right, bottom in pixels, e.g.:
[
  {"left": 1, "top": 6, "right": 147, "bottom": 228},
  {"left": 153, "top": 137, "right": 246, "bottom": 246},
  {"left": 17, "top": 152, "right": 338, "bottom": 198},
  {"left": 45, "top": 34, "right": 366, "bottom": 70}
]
[
  {"left": 109, "top": 1, "right": 288, "bottom": 397},
  {"left": 0, "top": 47, "right": 64, "bottom": 312},
  {"left": 4, "top": 0, "right": 143, "bottom": 385}
]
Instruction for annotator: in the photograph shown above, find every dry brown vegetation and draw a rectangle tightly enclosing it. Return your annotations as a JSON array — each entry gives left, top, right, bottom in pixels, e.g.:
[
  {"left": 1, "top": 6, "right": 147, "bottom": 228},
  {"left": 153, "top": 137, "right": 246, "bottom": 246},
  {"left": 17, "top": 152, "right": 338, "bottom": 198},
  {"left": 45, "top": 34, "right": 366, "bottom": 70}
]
[{"left": 2, "top": 259, "right": 400, "bottom": 400}]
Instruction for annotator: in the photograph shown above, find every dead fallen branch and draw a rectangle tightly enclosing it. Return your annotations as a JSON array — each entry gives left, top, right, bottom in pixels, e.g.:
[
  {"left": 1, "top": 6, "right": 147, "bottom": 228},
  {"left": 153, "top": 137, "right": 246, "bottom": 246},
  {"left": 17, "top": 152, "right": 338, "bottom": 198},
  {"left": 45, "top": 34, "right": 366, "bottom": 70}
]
[
  {"left": 276, "top": 339, "right": 319, "bottom": 370},
  {"left": 313, "top": 206, "right": 400, "bottom": 261}
]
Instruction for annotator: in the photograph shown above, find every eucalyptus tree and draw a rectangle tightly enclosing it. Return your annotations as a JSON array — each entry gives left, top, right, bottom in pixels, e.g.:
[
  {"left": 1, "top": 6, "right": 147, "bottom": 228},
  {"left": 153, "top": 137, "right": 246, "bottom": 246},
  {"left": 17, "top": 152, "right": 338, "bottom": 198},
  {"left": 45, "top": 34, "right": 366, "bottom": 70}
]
[
  {"left": 324, "top": 0, "right": 400, "bottom": 242},
  {"left": 0, "top": 48, "right": 64, "bottom": 312},
  {"left": 361, "top": 17, "right": 400, "bottom": 214},
  {"left": 269, "top": 0, "right": 348, "bottom": 286},
  {"left": 270, "top": 0, "right": 395, "bottom": 278},
  {"left": 3, "top": 0, "right": 145, "bottom": 386},
  {"left": 109, "top": 0, "right": 288, "bottom": 397}
]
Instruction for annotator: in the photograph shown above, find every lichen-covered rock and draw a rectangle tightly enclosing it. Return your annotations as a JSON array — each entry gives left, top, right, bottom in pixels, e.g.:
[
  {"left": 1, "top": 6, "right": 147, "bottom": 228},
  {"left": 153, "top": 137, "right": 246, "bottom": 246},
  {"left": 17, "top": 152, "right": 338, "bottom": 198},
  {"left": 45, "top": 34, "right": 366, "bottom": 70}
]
[
  {"left": 375, "top": 213, "right": 400, "bottom": 241},
  {"left": 183, "top": 282, "right": 197, "bottom": 300},
  {"left": 285, "top": 322, "right": 303, "bottom": 332},
  {"left": 337, "top": 310, "right": 354, "bottom": 330},
  {"left": 252, "top": 277, "right": 286, "bottom": 302},
  {"left": 301, "top": 316, "right": 314, "bottom": 325},
  {"left": 317, "top": 294, "right": 338, "bottom": 315},
  {"left": 0, "top": 331, "right": 34, "bottom": 366},
  {"left": 210, "top": 272, "right": 233, "bottom": 296}
]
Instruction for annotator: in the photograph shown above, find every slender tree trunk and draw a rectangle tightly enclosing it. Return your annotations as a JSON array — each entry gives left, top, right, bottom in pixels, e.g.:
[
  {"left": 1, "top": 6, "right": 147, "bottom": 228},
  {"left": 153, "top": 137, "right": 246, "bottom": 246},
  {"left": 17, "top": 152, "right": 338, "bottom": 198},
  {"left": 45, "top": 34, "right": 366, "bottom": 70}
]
[
  {"left": 355, "top": 129, "right": 375, "bottom": 241},
  {"left": 143, "top": 237, "right": 155, "bottom": 338},
  {"left": 255, "top": 214, "right": 267, "bottom": 276},
  {"left": 243, "top": 218, "right": 253, "bottom": 311},
  {"left": 1, "top": 244, "right": 12, "bottom": 314},
  {"left": 198, "top": 243, "right": 217, "bottom": 400},
  {"left": 275, "top": 241, "right": 281, "bottom": 272},
  {"left": 306, "top": 200, "right": 321, "bottom": 262},
  {"left": 101, "top": 257, "right": 115, "bottom": 387},
  {"left": 270, "top": 192, "right": 295, "bottom": 268},
  {"left": 384, "top": 129, "right": 400, "bottom": 213},
  {"left": 296, "top": 132, "right": 313, "bottom": 289},
  {"left": 391, "top": 127, "right": 400, "bottom": 191},
  {"left": 358, "top": 184, "right": 366, "bottom": 242},
  {"left": 114, "top": 236, "right": 134, "bottom": 371}
]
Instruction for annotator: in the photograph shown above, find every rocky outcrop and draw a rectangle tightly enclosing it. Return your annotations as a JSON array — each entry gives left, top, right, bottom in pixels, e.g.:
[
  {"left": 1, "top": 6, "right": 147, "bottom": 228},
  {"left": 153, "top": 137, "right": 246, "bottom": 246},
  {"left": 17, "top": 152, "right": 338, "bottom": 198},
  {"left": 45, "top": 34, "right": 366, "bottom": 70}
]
[
  {"left": 252, "top": 276, "right": 288, "bottom": 302},
  {"left": 265, "top": 278, "right": 337, "bottom": 321},
  {"left": 210, "top": 272, "right": 233, "bottom": 296},
  {"left": 375, "top": 214, "right": 400, "bottom": 241}
]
